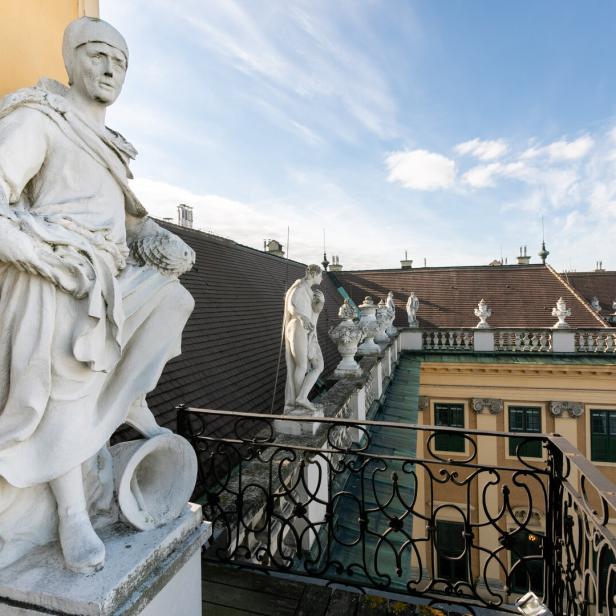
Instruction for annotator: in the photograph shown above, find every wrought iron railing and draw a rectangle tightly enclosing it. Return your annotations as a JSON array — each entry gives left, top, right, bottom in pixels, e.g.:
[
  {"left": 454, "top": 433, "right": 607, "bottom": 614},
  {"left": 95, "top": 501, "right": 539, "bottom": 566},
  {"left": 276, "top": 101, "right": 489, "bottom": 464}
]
[{"left": 178, "top": 406, "right": 616, "bottom": 614}]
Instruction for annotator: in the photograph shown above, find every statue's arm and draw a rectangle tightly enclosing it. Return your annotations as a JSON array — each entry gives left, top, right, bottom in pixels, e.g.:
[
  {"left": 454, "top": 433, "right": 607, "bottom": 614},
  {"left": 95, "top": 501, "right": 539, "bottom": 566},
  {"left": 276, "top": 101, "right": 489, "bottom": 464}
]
[
  {"left": 126, "top": 214, "right": 195, "bottom": 278},
  {"left": 0, "top": 109, "right": 93, "bottom": 298}
]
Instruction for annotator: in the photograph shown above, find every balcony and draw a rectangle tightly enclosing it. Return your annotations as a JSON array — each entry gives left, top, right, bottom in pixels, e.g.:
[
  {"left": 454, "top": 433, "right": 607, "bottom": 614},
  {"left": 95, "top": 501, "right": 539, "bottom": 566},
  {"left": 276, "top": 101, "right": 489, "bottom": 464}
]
[{"left": 178, "top": 335, "right": 616, "bottom": 615}]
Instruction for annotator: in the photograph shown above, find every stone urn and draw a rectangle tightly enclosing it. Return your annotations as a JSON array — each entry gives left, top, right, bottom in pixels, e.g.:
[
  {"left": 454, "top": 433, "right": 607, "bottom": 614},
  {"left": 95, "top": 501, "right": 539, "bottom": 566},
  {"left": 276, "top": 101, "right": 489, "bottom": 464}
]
[
  {"left": 551, "top": 297, "right": 571, "bottom": 329},
  {"left": 329, "top": 300, "right": 363, "bottom": 378},
  {"left": 357, "top": 296, "right": 380, "bottom": 354},
  {"left": 474, "top": 299, "right": 492, "bottom": 329},
  {"left": 374, "top": 300, "right": 391, "bottom": 344}
]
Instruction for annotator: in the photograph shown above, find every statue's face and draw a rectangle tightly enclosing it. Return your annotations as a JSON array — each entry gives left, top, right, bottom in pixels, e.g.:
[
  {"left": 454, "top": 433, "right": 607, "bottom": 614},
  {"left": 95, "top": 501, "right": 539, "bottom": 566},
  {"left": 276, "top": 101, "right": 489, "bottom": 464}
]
[{"left": 71, "top": 42, "right": 127, "bottom": 105}]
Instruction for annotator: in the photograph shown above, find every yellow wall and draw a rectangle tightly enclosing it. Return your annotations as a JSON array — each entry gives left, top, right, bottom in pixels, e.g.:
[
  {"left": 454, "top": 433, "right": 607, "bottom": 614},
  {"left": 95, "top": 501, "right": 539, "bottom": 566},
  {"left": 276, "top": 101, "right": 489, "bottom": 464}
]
[{"left": 0, "top": 0, "right": 99, "bottom": 97}]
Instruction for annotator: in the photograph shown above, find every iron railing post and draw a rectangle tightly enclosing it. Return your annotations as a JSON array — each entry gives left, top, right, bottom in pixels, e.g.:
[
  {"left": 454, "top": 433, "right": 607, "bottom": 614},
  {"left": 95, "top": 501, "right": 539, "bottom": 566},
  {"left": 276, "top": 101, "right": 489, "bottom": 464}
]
[{"left": 545, "top": 440, "right": 564, "bottom": 615}]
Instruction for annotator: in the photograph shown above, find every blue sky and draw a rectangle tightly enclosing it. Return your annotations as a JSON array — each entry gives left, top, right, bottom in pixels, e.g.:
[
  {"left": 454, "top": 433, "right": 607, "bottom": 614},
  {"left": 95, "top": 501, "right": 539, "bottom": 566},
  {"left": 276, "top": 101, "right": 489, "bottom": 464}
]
[{"left": 104, "top": 1, "right": 616, "bottom": 270}]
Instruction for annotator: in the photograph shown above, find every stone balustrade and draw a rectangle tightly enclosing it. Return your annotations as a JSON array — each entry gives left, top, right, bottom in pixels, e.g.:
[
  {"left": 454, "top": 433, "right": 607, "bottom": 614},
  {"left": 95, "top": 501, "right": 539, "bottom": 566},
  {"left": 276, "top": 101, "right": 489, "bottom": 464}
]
[
  {"left": 575, "top": 330, "right": 616, "bottom": 353},
  {"left": 401, "top": 326, "right": 616, "bottom": 354}
]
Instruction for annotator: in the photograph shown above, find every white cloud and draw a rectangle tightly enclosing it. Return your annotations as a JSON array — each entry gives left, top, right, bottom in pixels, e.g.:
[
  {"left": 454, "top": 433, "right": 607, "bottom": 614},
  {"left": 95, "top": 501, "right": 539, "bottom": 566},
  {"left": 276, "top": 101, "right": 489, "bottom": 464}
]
[
  {"left": 455, "top": 138, "right": 508, "bottom": 161},
  {"left": 521, "top": 135, "right": 594, "bottom": 161},
  {"left": 462, "top": 161, "right": 527, "bottom": 188},
  {"left": 385, "top": 150, "right": 456, "bottom": 190},
  {"left": 161, "top": 0, "right": 398, "bottom": 140}
]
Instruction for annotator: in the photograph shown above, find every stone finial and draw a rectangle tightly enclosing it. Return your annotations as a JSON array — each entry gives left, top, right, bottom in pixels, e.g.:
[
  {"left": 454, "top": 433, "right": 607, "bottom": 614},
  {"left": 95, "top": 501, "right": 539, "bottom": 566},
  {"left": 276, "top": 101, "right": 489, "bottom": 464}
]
[
  {"left": 357, "top": 296, "right": 380, "bottom": 354},
  {"left": 329, "top": 300, "right": 363, "bottom": 378},
  {"left": 472, "top": 398, "right": 504, "bottom": 415},
  {"left": 550, "top": 401, "right": 583, "bottom": 418},
  {"left": 474, "top": 299, "right": 492, "bottom": 329},
  {"left": 406, "top": 292, "right": 419, "bottom": 328},
  {"left": 591, "top": 296, "right": 602, "bottom": 312},
  {"left": 551, "top": 297, "right": 571, "bottom": 329},
  {"left": 338, "top": 298, "right": 356, "bottom": 322}
]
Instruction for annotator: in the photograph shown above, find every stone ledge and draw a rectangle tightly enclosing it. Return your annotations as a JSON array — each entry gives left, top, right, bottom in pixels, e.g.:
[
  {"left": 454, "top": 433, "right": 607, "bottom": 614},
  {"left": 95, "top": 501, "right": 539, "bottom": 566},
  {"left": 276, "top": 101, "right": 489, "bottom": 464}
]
[{"left": 0, "top": 504, "right": 211, "bottom": 616}]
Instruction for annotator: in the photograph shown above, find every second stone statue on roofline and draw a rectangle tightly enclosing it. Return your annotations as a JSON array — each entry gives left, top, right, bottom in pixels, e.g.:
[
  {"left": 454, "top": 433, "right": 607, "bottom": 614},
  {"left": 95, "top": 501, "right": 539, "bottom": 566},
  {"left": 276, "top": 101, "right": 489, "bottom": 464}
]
[
  {"left": 0, "top": 17, "right": 197, "bottom": 574},
  {"left": 283, "top": 264, "right": 325, "bottom": 415}
]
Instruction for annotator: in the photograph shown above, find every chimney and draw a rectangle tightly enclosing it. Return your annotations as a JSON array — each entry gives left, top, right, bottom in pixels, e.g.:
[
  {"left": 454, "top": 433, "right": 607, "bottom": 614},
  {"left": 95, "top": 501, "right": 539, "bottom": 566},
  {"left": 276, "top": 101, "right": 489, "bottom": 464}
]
[
  {"left": 177, "top": 203, "right": 194, "bottom": 229},
  {"left": 265, "top": 239, "right": 285, "bottom": 257},
  {"left": 595, "top": 260, "right": 605, "bottom": 272},
  {"left": 517, "top": 245, "right": 531, "bottom": 265},
  {"left": 400, "top": 250, "right": 413, "bottom": 270},
  {"left": 329, "top": 255, "right": 344, "bottom": 272}
]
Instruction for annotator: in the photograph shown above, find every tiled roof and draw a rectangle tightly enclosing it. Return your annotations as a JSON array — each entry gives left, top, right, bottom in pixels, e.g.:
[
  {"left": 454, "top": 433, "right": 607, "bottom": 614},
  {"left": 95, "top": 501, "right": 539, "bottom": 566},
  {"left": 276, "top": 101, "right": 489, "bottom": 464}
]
[
  {"left": 563, "top": 271, "right": 616, "bottom": 316},
  {"left": 333, "top": 264, "right": 605, "bottom": 329},
  {"left": 146, "top": 222, "right": 343, "bottom": 431}
]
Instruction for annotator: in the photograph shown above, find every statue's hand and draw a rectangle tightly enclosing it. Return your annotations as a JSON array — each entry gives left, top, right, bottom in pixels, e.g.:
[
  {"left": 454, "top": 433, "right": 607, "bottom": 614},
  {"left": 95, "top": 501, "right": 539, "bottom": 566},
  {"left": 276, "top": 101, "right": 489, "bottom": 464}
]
[
  {"left": 130, "top": 232, "right": 195, "bottom": 277},
  {"left": 0, "top": 217, "right": 42, "bottom": 273},
  {"left": 37, "top": 245, "right": 95, "bottom": 299},
  {"left": 300, "top": 315, "right": 314, "bottom": 332},
  {"left": 0, "top": 218, "right": 95, "bottom": 298}
]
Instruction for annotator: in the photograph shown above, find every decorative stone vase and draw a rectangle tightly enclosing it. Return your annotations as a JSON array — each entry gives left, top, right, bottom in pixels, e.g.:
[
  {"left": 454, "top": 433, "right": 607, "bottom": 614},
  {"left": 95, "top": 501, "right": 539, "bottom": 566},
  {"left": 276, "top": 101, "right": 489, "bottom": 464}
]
[
  {"left": 374, "top": 300, "right": 391, "bottom": 344},
  {"left": 357, "top": 296, "right": 380, "bottom": 354},
  {"left": 329, "top": 303, "right": 363, "bottom": 378},
  {"left": 474, "top": 298, "right": 492, "bottom": 329},
  {"left": 551, "top": 297, "right": 571, "bottom": 329}
]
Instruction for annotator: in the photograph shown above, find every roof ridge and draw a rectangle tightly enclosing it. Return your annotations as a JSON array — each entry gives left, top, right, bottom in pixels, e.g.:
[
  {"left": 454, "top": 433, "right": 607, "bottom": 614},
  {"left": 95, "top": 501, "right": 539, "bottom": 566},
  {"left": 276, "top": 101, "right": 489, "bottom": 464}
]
[
  {"left": 155, "top": 217, "right": 310, "bottom": 267},
  {"left": 547, "top": 264, "right": 608, "bottom": 327}
]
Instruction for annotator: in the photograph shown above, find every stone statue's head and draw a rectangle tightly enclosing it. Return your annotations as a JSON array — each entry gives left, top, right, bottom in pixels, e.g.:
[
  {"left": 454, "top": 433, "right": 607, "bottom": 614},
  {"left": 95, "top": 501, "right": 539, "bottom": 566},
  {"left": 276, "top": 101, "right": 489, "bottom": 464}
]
[
  {"left": 305, "top": 264, "right": 323, "bottom": 286},
  {"left": 63, "top": 17, "right": 129, "bottom": 105}
]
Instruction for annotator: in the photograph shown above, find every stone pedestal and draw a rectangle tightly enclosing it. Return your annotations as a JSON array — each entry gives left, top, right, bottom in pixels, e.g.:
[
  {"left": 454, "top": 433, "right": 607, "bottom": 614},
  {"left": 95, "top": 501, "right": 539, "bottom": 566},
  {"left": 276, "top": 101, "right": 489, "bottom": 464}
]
[
  {"left": 0, "top": 504, "right": 211, "bottom": 616},
  {"left": 473, "top": 330, "right": 494, "bottom": 352},
  {"left": 552, "top": 330, "right": 575, "bottom": 353},
  {"left": 274, "top": 407, "right": 324, "bottom": 436}
]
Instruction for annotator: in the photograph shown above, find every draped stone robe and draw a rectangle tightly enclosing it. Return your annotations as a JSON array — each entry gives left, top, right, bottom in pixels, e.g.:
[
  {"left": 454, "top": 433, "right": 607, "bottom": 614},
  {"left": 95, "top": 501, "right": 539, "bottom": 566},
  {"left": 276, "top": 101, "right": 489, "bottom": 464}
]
[{"left": 0, "top": 82, "right": 194, "bottom": 491}]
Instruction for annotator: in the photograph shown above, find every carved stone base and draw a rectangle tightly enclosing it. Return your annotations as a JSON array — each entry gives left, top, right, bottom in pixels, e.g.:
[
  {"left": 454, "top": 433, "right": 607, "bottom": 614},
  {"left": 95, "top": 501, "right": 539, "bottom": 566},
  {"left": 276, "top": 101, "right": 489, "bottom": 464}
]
[
  {"left": 274, "top": 406, "right": 324, "bottom": 436},
  {"left": 333, "top": 366, "right": 363, "bottom": 379},
  {"left": 0, "top": 504, "right": 210, "bottom": 616}
]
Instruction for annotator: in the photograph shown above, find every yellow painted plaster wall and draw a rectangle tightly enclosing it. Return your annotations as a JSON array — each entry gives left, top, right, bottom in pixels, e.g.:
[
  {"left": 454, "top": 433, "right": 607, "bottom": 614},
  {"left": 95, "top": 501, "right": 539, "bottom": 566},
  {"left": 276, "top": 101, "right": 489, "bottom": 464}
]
[
  {"left": 0, "top": 0, "right": 99, "bottom": 97},
  {"left": 417, "top": 359, "right": 616, "bottom": 598}
]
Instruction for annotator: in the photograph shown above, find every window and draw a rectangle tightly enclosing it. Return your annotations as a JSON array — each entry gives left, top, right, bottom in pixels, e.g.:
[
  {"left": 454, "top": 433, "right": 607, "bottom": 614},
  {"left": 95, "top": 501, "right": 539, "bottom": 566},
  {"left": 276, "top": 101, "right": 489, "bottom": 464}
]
[
  {"left": 434, "top": 403, "right": 465, "bottom": 452},
  {"left": 508, "top": 406, "right": 542, "bottom": 458},
  {"left": 435, "top": 520, "right": 468, "bottom": 582},
  {"left": 509, "top": 529, "right": 544, "bottom": 596},
  {"left": 590, "top": 409, "right": 616, "bottom": 463}
]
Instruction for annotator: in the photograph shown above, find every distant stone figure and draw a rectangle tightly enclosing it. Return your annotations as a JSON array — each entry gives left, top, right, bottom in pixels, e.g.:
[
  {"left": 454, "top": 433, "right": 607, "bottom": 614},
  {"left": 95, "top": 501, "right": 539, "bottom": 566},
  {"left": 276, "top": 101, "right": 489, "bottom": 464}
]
[
  {"left": 406, "top": 292, "right": 419, "bottom": 327},
  {"left": 0, "top": 17, "right": 196, "bottom": 574},
  {"left": 385, "top": 291, "right": 397, "bottom": 336},
  {"left": 284, "top": 264, "right": 325, "bottom": 413}
]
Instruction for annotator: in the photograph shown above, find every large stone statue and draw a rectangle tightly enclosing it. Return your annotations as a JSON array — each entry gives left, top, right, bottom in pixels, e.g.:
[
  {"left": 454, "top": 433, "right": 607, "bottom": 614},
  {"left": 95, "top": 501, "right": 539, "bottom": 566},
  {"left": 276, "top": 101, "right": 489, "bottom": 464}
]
[
  {"left": 0, "top": 18, "right": 196, "bottom": 574},
  {"left": 283, "top": 264, "right": 325, "bottom": 413}
]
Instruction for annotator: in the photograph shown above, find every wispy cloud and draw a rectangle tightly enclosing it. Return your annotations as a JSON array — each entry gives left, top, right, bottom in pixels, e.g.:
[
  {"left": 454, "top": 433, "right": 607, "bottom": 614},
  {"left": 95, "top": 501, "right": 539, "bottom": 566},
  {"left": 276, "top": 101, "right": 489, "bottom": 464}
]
[
  {"left": 161, "top": 0, "right": 398, "bottom": 141},
  {"left": 385, "top": 150, "right": 456, "bottom": 190},
  {"left": 455, "top": 138, "right": 508, "bottom": 161},
  {"left": 521, "top": 135, "right": 594, "bottom": 161}
]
